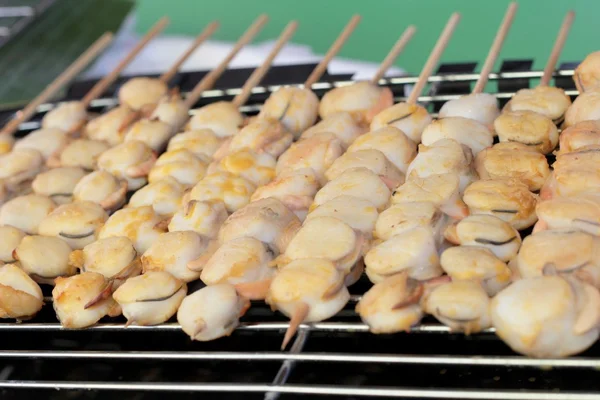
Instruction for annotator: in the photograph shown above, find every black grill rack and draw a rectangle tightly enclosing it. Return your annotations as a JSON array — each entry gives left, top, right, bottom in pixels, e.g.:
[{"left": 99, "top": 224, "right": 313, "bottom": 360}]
[{"left": 2, "top": 61, "right": 599, "bottom": 400}]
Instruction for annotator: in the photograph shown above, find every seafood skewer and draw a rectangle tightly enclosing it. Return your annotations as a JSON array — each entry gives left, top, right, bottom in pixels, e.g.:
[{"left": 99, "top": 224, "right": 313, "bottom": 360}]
[{"left": 438, "top": 2, "right": 518, "bottom": 128}]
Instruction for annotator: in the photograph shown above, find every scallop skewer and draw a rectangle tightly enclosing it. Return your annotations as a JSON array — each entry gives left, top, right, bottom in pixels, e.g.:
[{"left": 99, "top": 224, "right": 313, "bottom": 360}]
[
  {"left": 0, "top": 32, "right": 114, "bottom": 201},
  {"left": 498, "top": 11, "right": 574, "bottom": 144},
  {"left": 438, "top": 2, "right": 518, "bottom": 128},
  {"left": 371, "top": 13, "right": 461, "bottom": 143},
  {"left": 87, "top": 21, "right": 222, "bottom": 145},
  {"left": 42, "top": 17, "right": 171, "bottom": 135}
]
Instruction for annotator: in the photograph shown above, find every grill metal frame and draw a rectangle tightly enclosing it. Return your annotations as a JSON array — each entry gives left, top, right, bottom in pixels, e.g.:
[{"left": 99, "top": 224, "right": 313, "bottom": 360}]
[{"left": 2, "top": 66, "right": 597, "bottom": 400}]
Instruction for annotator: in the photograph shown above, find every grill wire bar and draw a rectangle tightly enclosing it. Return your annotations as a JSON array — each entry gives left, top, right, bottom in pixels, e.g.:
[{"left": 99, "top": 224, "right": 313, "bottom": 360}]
[{"left": 2, "top": 63, "right": 596, "bottom": 399}]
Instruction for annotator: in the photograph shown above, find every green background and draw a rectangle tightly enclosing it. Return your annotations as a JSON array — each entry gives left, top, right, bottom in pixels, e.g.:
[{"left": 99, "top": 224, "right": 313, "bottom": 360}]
[{"left": 136, "top": 0, "right": 594, "bottom": 87}]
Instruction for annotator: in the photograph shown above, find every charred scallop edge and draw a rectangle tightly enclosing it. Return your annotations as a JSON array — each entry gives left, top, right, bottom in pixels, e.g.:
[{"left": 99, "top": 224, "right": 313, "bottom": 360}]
[
  {"left": 490, "top": 209, "right": 519, "bottom": 214},
  {"left": 474, "top": 236, "right": 518, "bottom": 246},
  {"left": 385, "top": 111, "right": 414, "bottom": 125},
  {"left": 134, "top": 285, "right": 184, "bottom": 303}
]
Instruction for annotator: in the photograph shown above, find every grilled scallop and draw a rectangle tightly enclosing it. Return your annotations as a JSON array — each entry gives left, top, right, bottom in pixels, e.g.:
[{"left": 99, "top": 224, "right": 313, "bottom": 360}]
[
  {"left": 319, "top": 81, "right": 393, "bottom": 124},
  {"left": 346, "top": 126, "right": 416, "bottom": 174},
  {"left": 167, "top": 129, "right": 223, "bottom": 159},
  {"left": 325, "top": 149, "right": 404, "bottom": 188},
  {"left": 128, "top": 176, "right": 185, "bottom": 217},
  {"left": 251, "top": 168, "right": 320, "bottom": 220},
  {"left": 534, "top": 194, "right": 600, "bottom": 235},
  {"left": 365, "top": 226, "right": 443, "bottom": 284},
  {"left": 276, "top": 132, "right": 344, "bottom": 184},
  {"left": 178, "top": 283, "right": 250, "bottom": 341},
  {"left": 218, "top": 119, "right": 292, "bottom": 159},
  {"left": 0, "top": 194, "right": 56, "bottom": 234},
  {"left": 494, "top": 111, "right": 559, "bottom": 155},
  {"left": 52, "top": 272, "right": 117, "bottom": 329},
  {"left": 38, "top": 201, "right": 108, "bottom": 249},
  {"left": 438, "top": 92, "right": 500, "bottom": 128},
  {"left": 187, "top": 101, "right": 244, "bottom": 138},
  {"left": 31, "top": 167, "right": 86, "bottom": 204},
  {"left": 124, "top": 119, "right": 175, "bottom": 152},
  {"left": 148, "top": 149, "right": 208, "bottom": 187},
  {"left": 515, "top": 230, "right": 600, "bottom": 287},
  {"left": 370, "top": 102, "right": 432, "bottom": 143},
  {"left": 113, "top": 271, "right": 187, "bottom": 326},
  {"left": 444, "top": 214, "right": 521, "bottom": 262},
  {"left": 199, "top": 237, "right": 276, "bottom": 300},
  {"left": 142, "top": 231, "right": 209, "bottom": 282},
  {"left": 72, "top": 171, "right": 127, "bottom": 211},
  {"left": 52, "top": 139, "right": 110, "bottom": 170},
  {"left": 259, "top": 87, "right": 319, "bottom": 137},
  {"left": 0, "top": 225, "right": 26, "bottom": 264},
  {"left": 375, "top": 201, "right": 445, "bottom": 241},
  {"left": 423, "top": 280, "right": 491, "bottom": 334},
  {"left": 218, "top": 198, "right": 301, "bottom": 256},
  {"left": 573, "top": 51, "right": 600, "bottom": 93},
  {"left": 0, "top": 149, "right": 43, "bottom": 191},
  {"left": 211, "top": 149, "right": 276, "bottom": 186},
  {"left": 558, "top": 120, "right": 600, "bottom": 154},
  {"left": 474, "top": 142, "right": 550, "bottom": 191},
  {"left": 503, "top": 86, "right": 571, "bottom": 124},
  {"left": 463, "top": 178, "right": 538, "bottom": 230},
  {"left": 98, "top": 206, "right": 164, "bottom": 254},
  {"left": 440, "top": 246, "right": 511, "bottom": 296},
  {"left": 306, "top": 195, "right": 378, "bottom": 239},
  {"left": 168, "top": 200, "right": 227, "bottom": 238},
  {"left": 13, "top": 235, "right": 76, "bottom": 284},
  {"left": 391, "top": 173, "right": 469, "bottom": 220},
  {"left": 279, "top": 216, "right": 364, "bottom": 283},
  {"left": 267, "top": 258, "right": 350, "bottom": 349},
  {"left": 356, "top": 272, "right": 425, "bottom": 334},
  {"left": 14, "top": 128, "right": 69, "bottom": 160},
  {"left": 41, "top": 101, "right": 87, "bottom": 132},
  {"left": 0, "top": 263, "right": 43, "bottom": 320},
  {"left": 84, "top": 105, "right": 136, "bottom": 146},
  {"left": 189, "top": 171, "right": 255, "bottom": 213},
  {"left": 491, "top": 275, "right": 600, "bottom": 358},
  {"left": 313, "top": 168, "right": 391, "bottom": 212},
  {"left": 300, "top": 112, "right": 365, "bottom": 148},
  {"left": 421, "top": 117, "right": 494, "bottom": 156},
  {"left": 541, "top": 147, "right": 600, "bottom": 200},
  {"left": 118, "top": 77, "right": 168, "bottom": 111},
  {"left": 97, "top": 140, "right": 156, "bottom": 191},
  {"left": 150, "top": 94, "right": 190, "bottom": 130},
  {"left": 69, "top": 236, "right": 141, "bottom": 287},
  {"left": 406, "top": 139, "right": 476, "bottom": 191}
]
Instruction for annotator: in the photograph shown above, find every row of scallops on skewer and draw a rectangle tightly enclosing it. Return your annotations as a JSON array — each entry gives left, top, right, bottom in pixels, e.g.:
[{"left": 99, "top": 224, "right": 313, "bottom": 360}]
[{"left": 2, "top": 6, "right": 600, "bottom": 359}]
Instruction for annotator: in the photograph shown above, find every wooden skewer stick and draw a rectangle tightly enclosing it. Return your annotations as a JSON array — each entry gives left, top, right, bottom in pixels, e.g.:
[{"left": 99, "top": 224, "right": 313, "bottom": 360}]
[
  {"left": 472, "top": 2, "right": 518, "bottom": 93},
  {"left": 0, "top": 32, "right": 114, "bottom": 136},
  {"left": 304, "top": 15, "right": 362, "bottom": 87},
  {"left": 371, "top": 25, "right": 417, "bottom": 84},
  {"left": 407, "top": 12, "right": 461, "bottom": 105},
  {"left": 539, "top": 10, "right": 575, "bottom": 87},
  {"left": 80, "top": 16, "right": 170, "bottom": 108},
  {"left": 184, "top": 14, "right": 270, "bottom": 108},
  {"left": 159, "top": 21, "right": 220, "bottom": 83},
  {"left": 231, "top": 21, "right": 299, "bottom": 108}
]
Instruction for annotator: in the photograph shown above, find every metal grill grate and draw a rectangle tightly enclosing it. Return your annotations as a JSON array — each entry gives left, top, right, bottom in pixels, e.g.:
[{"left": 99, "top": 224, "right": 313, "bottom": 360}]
[{"left": 2, "top": 62, "right": 598, "bottom": 400}]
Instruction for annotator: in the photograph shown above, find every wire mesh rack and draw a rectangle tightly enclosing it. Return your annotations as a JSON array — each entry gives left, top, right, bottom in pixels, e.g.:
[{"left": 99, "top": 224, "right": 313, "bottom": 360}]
[{"left": 1, "top": 61, "right": 598, "bottom": 400}]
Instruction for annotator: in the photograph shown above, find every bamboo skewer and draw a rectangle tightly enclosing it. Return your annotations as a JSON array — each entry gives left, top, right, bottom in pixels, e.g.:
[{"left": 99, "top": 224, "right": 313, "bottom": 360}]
[
  {"left": 472, "top": 2, "right": 518, "bottom": 94},
  {"left": 407, "top": 12, "right": 461, "bottom": 105},
  {"left": 159, "top": 21, "right": 220, "bottom": 83},
  {"left": 371, "top": 25, "right": 417, "bottom": 84},
  {"left": 304, "top": 15, "right": 362, "bottom": 88},
  {"left": 184, "top": 14, "right": 270, "bottom": 109},
  {"left": 80, "top": 16, "right": 170, "bottom": 108},
  {"left": 539, "top": 10, "right": 575, "bottom": 87},
  {"left": 0, "top": 32, "right": 114, "bottom": 136},
  {"left": 231, "top": 21, "right": 299, "bottom": 108}
]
